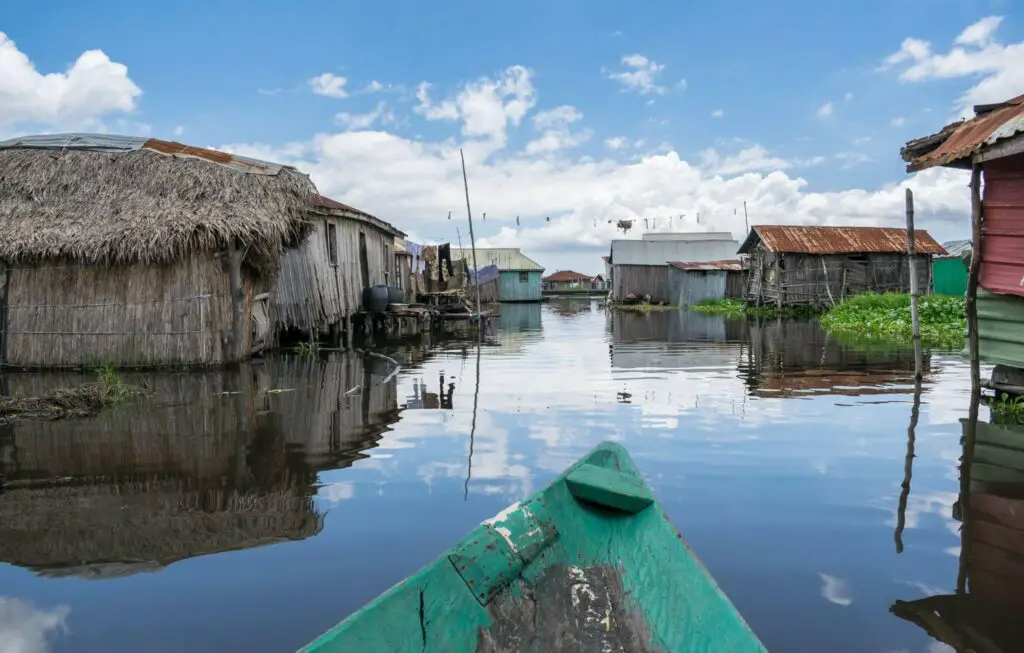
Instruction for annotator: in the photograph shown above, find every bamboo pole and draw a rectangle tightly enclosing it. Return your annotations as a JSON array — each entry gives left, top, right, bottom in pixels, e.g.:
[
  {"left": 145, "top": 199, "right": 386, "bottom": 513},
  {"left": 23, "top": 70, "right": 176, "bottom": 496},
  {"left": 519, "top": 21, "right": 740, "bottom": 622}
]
[
  {"left": 459, "top": 149, "right": 482, "bottom": 324},
  {"left": 967, "top": 164, "right": 983, "bottom": 397},
  {"left": 894, "top": 378, "right": 922, "bottom": 554},
  {"left": 905, "top": 189, "right": 923, "bottom": 380}
]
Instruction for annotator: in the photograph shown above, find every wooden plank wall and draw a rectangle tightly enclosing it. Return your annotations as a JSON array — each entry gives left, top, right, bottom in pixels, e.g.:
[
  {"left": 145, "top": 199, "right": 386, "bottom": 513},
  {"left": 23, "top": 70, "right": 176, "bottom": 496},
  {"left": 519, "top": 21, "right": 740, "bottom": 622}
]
[{"left": 274, "top": 215, "right": 394, "bottom": 334}]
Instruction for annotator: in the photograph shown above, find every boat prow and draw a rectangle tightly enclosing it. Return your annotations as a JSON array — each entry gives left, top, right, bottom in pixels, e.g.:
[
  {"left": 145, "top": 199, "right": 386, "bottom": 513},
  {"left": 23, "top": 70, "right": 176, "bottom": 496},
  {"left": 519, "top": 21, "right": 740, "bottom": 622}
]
[{"left": 299, "top": 441, "right": 766, "bottom": 652}]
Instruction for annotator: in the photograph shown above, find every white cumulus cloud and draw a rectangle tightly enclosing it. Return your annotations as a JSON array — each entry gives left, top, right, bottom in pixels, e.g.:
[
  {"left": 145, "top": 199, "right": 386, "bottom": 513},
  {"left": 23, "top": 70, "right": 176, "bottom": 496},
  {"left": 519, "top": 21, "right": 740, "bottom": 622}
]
[
  {"left": 817, "top": 101, "right": 835, "bottom": 118},
  {"left": 0, "top": 32, "right": 141, "bottom": 129},
  {"left": 0, "top": 597, "right": 70, "bottom": 653},
  {"left": 606, "top": 54, "right": 668, "bottom": 95},
  {"left": 309, "top": 73, "right": 349, "bottom": 98},
  {"left": 882, "top": 15, "right": 1024, "bottom": 115}
]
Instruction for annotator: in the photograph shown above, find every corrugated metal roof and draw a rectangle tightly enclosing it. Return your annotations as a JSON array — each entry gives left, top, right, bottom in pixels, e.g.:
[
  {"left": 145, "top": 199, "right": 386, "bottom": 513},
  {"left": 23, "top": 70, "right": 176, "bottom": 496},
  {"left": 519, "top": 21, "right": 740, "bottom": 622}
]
[
  {"left": 941, "top": 239, "right": 973, "bottom": 257},
  {"left": 0, "top": 133, "right": 295, "bottom": 176},
  {"left": 611, "top": 239, "right": 741, "bottom": 266},
  {"left": 737, "top": 225, "right": 945, "bottom": 255},
  {"left": 543, "top": 270, "right": 593, "bottom": 282},
  {"left": 641, "top": 231, "right": 735, "bottom": 241},
  {"left": 668, "top": 259, "right": 747, "bottom": 271},
  {"left": 312, "top": 194, "right": 406, "bottom": 238},
  {"left": 451, "top": 248, "right": 544, "bottom": 271},
  {"left": 902, "top": 94, "right": 1024, "bottom": 171}
]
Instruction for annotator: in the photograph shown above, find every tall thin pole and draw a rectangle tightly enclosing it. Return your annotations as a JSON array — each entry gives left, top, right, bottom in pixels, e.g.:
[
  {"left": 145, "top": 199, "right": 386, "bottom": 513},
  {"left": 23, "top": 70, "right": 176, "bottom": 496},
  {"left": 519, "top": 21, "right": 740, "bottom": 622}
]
[
  {"left": 967, "top": 164, "right": 983, "bottom": 399},
  {"left": 743, "top": 201, "right": 750, "bottom": 235},
  {"left": 906, "top": 189, "right": 923, "bottom": 380},
  {"left": 460, "top": 149, "right": 482, "bottom": 324}
]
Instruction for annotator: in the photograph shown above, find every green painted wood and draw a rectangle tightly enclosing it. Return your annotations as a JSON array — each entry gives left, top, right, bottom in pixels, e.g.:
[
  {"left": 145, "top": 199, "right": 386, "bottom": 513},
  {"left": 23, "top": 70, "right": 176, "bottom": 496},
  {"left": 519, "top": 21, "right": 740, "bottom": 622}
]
[
  {"left": 298, "top": 442, "right": 766, "bottom": 653},
  {"left": 977, "top": 287, "right": 1024, "bottom": 369},
  {"left": 932, "top": 257, "right": 968, "bottom": 296},
  {"left": 566, "top": 463, "right": 654, "bottom": 513}
]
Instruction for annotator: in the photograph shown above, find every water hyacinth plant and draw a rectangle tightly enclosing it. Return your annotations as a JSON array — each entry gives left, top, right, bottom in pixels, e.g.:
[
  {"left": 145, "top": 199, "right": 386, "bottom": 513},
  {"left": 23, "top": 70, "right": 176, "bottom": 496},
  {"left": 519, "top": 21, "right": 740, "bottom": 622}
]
[{"left": 819, "top": 292, "right": 966, "bottom": 348}]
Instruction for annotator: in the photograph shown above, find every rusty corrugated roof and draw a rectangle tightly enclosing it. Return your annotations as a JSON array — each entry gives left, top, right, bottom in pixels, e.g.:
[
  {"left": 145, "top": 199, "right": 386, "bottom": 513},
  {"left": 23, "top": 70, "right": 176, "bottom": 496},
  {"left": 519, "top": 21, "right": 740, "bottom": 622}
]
[
  {"left": 738, "top": 225, "right": 945, "bottom": 255},
  {"left": 543, "top": 270, "right": 593, "bottom": 282},
  {"left": 668, "top": 259, "right": 747, "bottom": 271},
  {"left": 902, "top": 95, "right": 1024, "bottom": 172},
  {"left": 312, "top": 195, "right": 406, "bottom": 238}
]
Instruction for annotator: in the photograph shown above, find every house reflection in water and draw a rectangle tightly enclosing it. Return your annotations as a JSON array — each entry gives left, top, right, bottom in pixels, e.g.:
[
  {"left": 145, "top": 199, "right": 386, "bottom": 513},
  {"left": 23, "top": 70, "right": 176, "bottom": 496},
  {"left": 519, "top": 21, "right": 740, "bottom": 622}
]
[
  {"left": 608, "top": 307, "right": 747, "bottom": 344},
  {"left": 0, "top": 351, "right": 402, "bottom": 578},
  {"left": 891, "top": 409, "right": 1024, "bottom": 651},
  {"left": 740, "top": 319, "right": 930, "bottom": 397}
]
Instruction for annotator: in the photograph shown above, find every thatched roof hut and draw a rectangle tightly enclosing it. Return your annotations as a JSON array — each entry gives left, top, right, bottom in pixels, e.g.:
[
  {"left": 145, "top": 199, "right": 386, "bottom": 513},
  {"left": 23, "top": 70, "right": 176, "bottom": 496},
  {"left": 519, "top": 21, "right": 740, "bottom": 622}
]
[{"left": 0, "top": 134, "right": 318, "bottom": 367}]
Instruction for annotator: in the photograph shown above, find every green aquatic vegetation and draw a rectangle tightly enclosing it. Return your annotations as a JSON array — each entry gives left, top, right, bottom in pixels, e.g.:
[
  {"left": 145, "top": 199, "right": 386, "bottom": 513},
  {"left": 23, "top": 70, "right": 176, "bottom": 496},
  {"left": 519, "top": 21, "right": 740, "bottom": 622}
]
[
  {"left": 988, "top": 392, "right": 1024, "bottom": 425},
  {"left": 614, "top": 303, "right": 676, "bottom": 313},
  {"left": 690, "top": 299, "right": 820, "bottom": 318},
  {"left": 691, "top": 299, "right": 747, "bottom": 316},
  {"left": 819, "top": 292, "right": 966, "bottom": 349}
]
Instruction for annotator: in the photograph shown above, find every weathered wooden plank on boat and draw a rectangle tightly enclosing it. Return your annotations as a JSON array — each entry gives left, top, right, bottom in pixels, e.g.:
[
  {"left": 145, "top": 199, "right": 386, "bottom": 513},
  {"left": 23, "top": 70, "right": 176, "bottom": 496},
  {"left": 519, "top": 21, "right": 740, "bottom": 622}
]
[{"left": 298, "top": 441, "right": 765, "bottom": 653}]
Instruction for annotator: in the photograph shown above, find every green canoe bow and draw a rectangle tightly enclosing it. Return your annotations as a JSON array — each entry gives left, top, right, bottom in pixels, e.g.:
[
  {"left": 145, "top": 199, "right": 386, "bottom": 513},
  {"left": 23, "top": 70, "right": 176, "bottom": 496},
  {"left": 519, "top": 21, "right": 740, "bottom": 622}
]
[{"left": 299, "top": 441, "right": 766, "bottom": 652}]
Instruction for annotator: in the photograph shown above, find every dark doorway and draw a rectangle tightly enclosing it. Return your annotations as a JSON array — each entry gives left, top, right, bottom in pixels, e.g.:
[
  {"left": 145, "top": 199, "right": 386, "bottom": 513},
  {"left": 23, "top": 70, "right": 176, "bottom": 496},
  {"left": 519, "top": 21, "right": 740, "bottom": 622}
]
[{"left": 358, "top": 232, "right": 370, "bottom": 289}]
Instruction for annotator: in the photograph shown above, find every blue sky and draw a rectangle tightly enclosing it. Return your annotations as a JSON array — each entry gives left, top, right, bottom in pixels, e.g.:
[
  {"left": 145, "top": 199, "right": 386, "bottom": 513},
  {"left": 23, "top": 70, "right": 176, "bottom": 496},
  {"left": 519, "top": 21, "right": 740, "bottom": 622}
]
[{"left": 2, "top": 0, "right": 1022, "bottom": 273}]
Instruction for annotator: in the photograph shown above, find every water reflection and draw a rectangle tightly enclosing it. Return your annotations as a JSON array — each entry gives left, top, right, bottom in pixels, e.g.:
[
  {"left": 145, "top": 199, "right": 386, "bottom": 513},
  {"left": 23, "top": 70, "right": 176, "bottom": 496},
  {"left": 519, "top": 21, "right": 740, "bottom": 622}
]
[
  {"left": 742, "top": 318, "right": 930, "bottom": 397},
  {"left": 892, "top": 404, "right": 1024, "bottom": 652},
  {"left": 0, "top": 352, "right": 402, "bottom": 579},
  {"left": 0, "top": 305, "right": 986, "bottom": 652}
]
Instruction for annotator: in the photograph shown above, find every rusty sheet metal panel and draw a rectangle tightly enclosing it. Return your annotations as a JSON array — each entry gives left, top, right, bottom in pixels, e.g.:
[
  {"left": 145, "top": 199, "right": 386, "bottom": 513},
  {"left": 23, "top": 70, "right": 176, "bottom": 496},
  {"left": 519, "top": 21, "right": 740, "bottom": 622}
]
[
  {"left": 668, "top": 259, "right": 746, "bottom": 271},
  {"left": 0, "top": 133, "right": 300, "bottom": 177},
  {"left": 904, "top": 94, "right": 1024, "bottom": 171},
  {"left": 980, "top": 156, "right": 1024, "bottom": 298},
  {"left": 737, "top": 226, "right": 945, "bottom": 255},
  {"left": 977, "top": 287, "right": 1024, "bottom": 369}
]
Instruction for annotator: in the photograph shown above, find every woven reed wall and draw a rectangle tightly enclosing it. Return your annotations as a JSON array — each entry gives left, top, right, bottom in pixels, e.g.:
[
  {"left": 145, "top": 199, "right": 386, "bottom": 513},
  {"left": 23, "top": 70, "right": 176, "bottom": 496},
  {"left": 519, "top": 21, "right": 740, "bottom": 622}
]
[{"left": 0, "top": 252, "right": 257, "bottom": 367}]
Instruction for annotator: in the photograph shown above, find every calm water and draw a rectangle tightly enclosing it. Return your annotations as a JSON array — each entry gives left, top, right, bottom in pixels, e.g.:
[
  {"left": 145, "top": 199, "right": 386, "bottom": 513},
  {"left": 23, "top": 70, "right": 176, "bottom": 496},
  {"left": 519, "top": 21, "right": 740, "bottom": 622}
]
[{"left": 0, "top": 299, "right": 990, "bottom": 652}]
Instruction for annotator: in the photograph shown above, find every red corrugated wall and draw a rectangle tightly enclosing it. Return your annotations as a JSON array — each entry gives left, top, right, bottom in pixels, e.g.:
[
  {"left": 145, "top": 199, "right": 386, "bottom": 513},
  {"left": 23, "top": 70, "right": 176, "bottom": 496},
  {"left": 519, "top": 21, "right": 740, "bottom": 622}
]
[{"left": 981, "top": 155, "right": 1024, "bottom": 297}]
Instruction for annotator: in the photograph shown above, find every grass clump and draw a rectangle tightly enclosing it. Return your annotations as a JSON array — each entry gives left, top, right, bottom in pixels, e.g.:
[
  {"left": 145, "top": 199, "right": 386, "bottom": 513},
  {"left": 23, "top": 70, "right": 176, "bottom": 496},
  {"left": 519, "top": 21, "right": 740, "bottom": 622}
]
[
  {"left": 691, "top": 298, "right": 747, "bottom": 316},
  {"left": 614, "top": 303, "right": 676, "bottom": 313},
  {"left": 0, "top": 365, "right": 141, "bottom": 423},
  {"left": 691, "top": 298, "right": 821, "bottom": 318},
  {"left": 819, "top": 292, "right": 966, "bottom": 348}
]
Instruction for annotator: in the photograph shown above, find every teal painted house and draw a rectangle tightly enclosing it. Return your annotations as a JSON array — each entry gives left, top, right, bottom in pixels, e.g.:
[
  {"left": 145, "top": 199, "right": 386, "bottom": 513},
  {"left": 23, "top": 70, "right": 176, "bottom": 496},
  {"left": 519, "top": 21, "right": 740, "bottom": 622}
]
[{"left": 453, "top": 247, "right": 544, "bottom": 302}]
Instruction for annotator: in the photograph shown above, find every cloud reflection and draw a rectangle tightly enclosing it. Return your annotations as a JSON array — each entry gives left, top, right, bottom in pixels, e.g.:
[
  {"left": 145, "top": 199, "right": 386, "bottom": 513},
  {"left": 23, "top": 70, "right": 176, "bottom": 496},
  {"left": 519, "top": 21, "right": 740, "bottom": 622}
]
[{"left": 0, "top": 598, "right": 69, "bottom": 653}]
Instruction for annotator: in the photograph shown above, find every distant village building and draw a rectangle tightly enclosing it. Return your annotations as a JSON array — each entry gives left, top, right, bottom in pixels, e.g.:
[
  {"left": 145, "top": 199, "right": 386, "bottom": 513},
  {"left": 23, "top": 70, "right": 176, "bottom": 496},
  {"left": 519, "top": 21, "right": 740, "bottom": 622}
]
[
  {"left": 902, "top": 93, "right": 1024, "bottom": 386},
  {"left": 608, "top": 233, "right": 740, "bottom": 303},
  {"left": 273, "top": 195, "right": 405, "bottom": 338},
  {"left": 452, "top": 248, "right": 544, "bottom": 302},
  {"left": 738, "top": 225, "right": 944, "bottom": 307},
  {"left": 0, "top": 134, "right": 315, "bottom": 368},
  {"left": 667, "top": 260, "right": 747, "bottom": 307},
  {"left": 542, "top": 270, "right": 606, "bottom": 292}
]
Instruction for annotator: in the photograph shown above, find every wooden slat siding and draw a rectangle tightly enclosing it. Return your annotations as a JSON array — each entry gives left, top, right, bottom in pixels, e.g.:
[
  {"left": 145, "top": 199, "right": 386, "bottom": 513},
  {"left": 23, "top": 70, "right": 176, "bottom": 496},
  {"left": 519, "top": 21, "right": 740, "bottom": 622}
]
[
  {"left": 973, "top": 520, "right": 1024, "bottom": 556},
  {"left": 0, "top": 252, "right": 253, "bottom": 367},
  {"left": 725, "top": 270, "right": 746, "bottom": 298},
  {"left": 611, "top": 265, "right": 672, "bottom": 302},
  {"left": 969, "top": 541, "right": 1024, "bottom": 582},
  {"left": 746, "top": 247, "right": 933, "bottom": 306},
  {"left": 274, "top": 217, "right": 395, "bottom": 334},
  {"left": 970, "top": 493, "right": 1024, "bottom": 531}
]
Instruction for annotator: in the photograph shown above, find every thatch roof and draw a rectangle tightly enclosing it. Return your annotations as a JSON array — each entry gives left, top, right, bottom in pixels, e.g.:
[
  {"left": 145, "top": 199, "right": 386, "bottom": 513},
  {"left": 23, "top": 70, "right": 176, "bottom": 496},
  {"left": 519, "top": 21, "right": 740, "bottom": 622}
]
[{"left": 0, "top": 133, "right": 318, "bottom": 277}]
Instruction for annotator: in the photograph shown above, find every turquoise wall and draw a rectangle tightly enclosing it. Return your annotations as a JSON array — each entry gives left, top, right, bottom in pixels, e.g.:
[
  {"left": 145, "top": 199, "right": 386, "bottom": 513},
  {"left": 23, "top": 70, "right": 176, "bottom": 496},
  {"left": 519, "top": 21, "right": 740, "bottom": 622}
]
[{"left": 498, "top": 270, "right": 542, "bottom": 302}]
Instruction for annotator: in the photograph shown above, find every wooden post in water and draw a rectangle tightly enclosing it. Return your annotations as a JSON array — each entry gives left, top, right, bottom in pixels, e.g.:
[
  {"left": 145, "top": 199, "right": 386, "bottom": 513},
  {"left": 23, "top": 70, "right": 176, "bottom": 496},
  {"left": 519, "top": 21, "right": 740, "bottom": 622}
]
[
  {"left": 905, "top": 189, "right": 923, "bottom": 380},
  {"left": 459, "top": 149, "right": 482, "bottom": 324},
  {"left": 966, "top": 164, "right": 983, "bottom": 398},
  {"left": 226, "top": 237, "right": 245, "bottom": 369}
]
